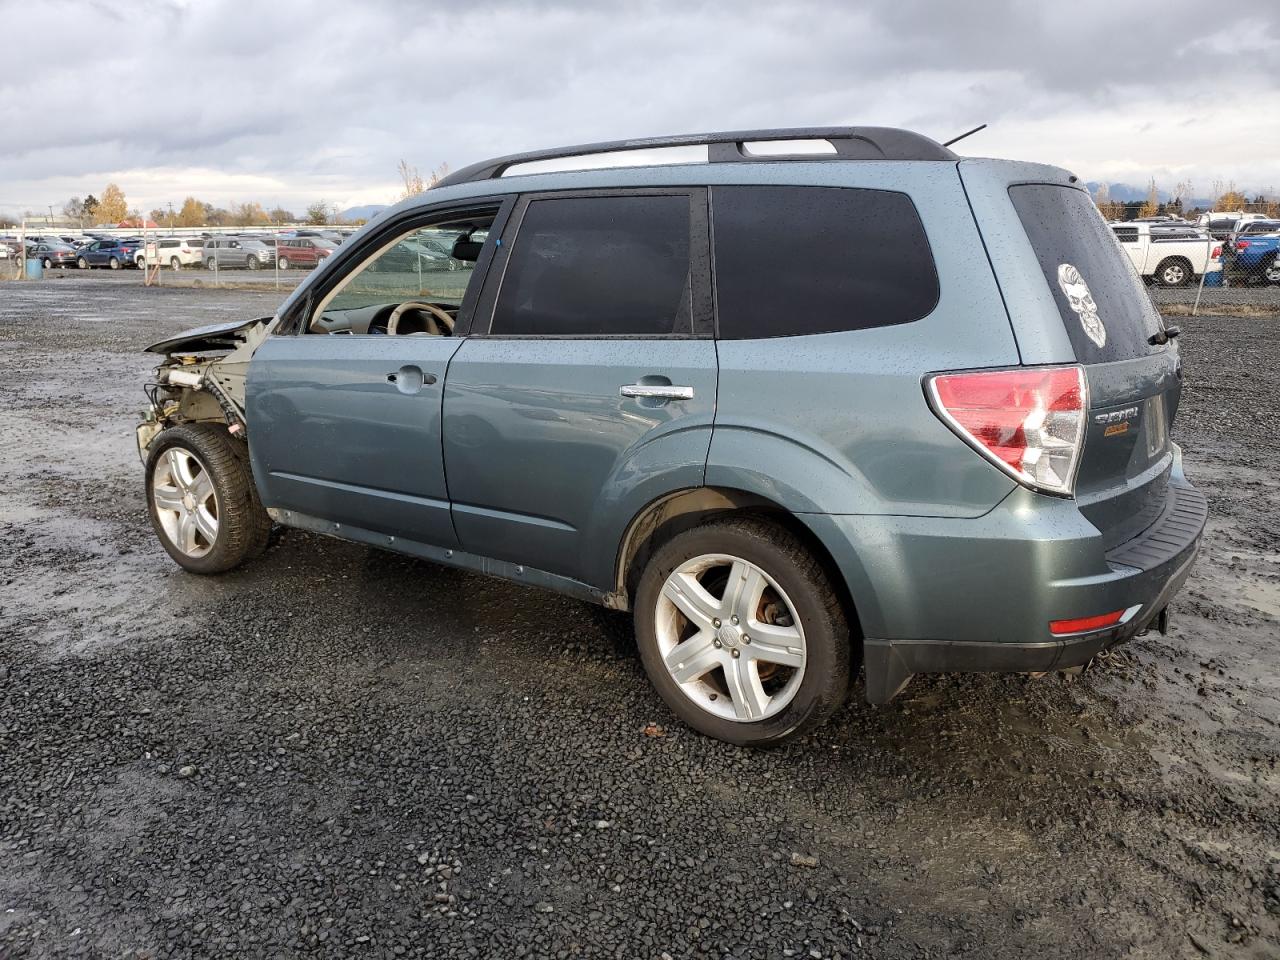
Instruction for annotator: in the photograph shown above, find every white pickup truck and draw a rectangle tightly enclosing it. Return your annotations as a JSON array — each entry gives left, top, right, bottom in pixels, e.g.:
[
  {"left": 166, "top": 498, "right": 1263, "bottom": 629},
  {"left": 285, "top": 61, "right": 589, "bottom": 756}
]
[{"left": 1111, "top": 222, "right": 1222, "bottom": 286}]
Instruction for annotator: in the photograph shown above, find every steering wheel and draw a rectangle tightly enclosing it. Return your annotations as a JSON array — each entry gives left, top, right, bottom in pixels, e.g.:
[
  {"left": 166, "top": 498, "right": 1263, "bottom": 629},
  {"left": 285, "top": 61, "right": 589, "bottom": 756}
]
[{"left": 386, "top": 301, "right": 455, "bottom": 336}]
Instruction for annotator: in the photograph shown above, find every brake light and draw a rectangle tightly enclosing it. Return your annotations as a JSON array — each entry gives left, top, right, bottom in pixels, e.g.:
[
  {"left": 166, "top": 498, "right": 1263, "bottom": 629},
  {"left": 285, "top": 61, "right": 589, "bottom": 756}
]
[
  {"left": 1049, "top": 609, "right": 1126, "bottom": 636},
  {"left": 927, "top": 366, "right": 1088, "bottom": 496},
  {"left": 1236, "top": 241, "right": 1250, "bottom": 250},
  {"left": 1212, "top": 245, "right": 1222, "bottom": 258}
]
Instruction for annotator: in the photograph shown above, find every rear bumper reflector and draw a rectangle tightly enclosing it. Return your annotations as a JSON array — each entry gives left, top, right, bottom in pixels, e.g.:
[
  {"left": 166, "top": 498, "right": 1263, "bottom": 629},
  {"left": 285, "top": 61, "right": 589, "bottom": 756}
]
[{"left": 1049, "top": 604, "right": 1140, "bottom": 637}]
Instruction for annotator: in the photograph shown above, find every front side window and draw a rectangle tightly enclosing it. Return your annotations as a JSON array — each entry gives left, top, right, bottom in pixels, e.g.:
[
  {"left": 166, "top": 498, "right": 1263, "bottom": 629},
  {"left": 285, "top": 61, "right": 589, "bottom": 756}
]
[
  {"left": 490, "top": 195, "right": 692, "bottom": 337},
  {"left": 712, "top": 185, "right": 939, "bottom": 339},
  {"left": 308, "top": 209, "right": 495, "bottom": 335}
]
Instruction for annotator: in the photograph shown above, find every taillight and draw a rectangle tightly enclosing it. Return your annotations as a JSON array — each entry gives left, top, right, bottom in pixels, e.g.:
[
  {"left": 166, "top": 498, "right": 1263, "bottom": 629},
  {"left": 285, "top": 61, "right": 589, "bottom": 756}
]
[
  {"left": 1236, "top": 241, "right": 1250, "bottom": 250},
  {"left": 927, "top": 366, "right": 1088, "bottom": 497},
  {"left": 1212, "top": 245, "right": 1222, "bottom": 258}
]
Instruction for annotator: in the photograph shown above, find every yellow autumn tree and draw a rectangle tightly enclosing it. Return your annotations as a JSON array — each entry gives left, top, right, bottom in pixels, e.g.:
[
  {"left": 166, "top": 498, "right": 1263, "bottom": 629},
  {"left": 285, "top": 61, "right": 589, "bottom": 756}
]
[
  {"left": 1138, "top": 179, "right": 1160, "bottom": 219},
  {"left": 1215, "top": 187, "right": 1249, "bottom": 212},
  {"left": 97, "top": 183, "right": 128, "bottom": 224},
  {"left": 176, "top": 197, "right": 205, "bottom": 227}
]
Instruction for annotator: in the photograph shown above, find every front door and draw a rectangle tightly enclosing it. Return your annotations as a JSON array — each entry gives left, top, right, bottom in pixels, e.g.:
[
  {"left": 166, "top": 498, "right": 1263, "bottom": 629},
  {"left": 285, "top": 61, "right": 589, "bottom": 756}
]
[
  {"left": 246, "top": 203, "right": 508, "bottom": 548},
  {"left": 442, "top": 190, "right": 717, "bottom": 588}
]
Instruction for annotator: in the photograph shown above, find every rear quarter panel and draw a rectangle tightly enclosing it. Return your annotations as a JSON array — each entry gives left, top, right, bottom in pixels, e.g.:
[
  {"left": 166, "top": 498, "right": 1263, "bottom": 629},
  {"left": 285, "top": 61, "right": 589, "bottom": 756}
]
[{"left": 708, "top": 161, "right": 1020, "bottom": 518}]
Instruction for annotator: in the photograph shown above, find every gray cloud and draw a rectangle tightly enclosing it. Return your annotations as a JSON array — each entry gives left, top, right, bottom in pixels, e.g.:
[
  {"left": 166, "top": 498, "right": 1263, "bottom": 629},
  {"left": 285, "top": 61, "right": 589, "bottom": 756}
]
[{"left": 1, "top": 0, "right": 1277, "bottom": 213}]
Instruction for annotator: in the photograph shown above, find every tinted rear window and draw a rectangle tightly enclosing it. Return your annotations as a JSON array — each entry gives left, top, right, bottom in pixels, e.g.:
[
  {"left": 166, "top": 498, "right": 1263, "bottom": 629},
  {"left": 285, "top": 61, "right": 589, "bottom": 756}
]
[
  {"left": 711, "top": 185, "right": 938, "bottom": 339},
  {"left": 1009, "top": 184, "right": 1161, "bottom": 363},
  {"left": 492, "top": 195, "right": 692, "bottom": 337}
]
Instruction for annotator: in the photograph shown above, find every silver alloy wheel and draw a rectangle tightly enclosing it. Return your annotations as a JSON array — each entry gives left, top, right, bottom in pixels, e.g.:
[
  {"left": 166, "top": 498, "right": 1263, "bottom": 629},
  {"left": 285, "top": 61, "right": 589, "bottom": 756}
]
[
  {"left": 109, "top": 256, "right": 120, "bottom": 270},
  {"left": 1162, "top": 262, "right": 1186, "bottom": 285},
  {"left": 655, "top": 553, "right": 806, "bottom": 722},
  {"left": 170, "top": 257, "right": 181, "bottom": 270},
  {"left": 1266, "top": 259, "right": 1280, "bottom": 284},
  {"left": 151, "top": 448, "right": 219, "bottom": 558},
  {"left": 278, "top": 257, "right": 290, "bottom": 270}
]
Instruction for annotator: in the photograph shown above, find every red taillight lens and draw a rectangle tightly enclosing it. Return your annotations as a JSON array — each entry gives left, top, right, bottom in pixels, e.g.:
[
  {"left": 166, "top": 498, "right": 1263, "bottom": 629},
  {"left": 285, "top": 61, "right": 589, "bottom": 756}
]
[
  {"left": 1212, "top": 245, "right": 1222, "bottom": 258},
  {"left": 1236, "top": 241, "right": 1250, "bottom": 250},
  {"left": 1049, "top": 609, "right": 1126, "bottom": 636},
  {"left": 928, "top": 366, "right": 1088, "bottom": 496}
]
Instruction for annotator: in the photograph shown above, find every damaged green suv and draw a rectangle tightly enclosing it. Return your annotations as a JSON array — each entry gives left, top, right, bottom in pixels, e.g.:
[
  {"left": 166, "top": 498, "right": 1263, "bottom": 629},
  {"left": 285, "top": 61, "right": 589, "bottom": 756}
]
[{"left": 139, "top": 127, "right": 1206, "bottom": 745}]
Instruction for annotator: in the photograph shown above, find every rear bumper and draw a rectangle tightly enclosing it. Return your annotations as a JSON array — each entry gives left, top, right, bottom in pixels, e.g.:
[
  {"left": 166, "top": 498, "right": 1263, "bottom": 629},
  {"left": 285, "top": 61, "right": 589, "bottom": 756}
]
[{"left": 802, "top": 451, "right": 1207, "bottom": 704}]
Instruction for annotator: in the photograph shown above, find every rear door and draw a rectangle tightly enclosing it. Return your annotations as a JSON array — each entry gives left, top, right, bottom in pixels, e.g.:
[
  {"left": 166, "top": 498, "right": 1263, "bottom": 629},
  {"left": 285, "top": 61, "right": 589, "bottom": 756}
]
[
  {"left": 441, "top": 189, "right": 716, "bottom": 587},
  {"left": 965, "top": 165, "right": 1180, "bottom": 548}
]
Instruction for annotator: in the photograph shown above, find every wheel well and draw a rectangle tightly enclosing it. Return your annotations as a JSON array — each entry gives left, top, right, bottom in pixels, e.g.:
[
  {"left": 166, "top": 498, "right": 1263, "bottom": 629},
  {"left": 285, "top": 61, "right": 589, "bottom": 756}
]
[
  {"left": 614, "top": 487, "right": 863, "bottom": 647},
  {"left": 1157, "top": 255, "right": 1192, "bottom": 272}
]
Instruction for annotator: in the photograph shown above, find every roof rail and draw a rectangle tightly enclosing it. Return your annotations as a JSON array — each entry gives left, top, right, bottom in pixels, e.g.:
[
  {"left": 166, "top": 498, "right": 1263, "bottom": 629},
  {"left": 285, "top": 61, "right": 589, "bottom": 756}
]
[{"left": 434, "top": 126, "right": 956, "bottom": 188}]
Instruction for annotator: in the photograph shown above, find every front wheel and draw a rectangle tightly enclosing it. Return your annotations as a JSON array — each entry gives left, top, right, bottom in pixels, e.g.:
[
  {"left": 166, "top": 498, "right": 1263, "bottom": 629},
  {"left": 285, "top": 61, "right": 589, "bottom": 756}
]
[
  {"left": 277, "top": 257, "right": 290, "bottom": 270},
  {"left": 246, "top": 256, "right": 259, "bottom": 270},
  {"left": 77, "top": 256, "right": 89, "bottom": 269},
  {"left": 145, "top": 423, "right": 272, "bottom": 574},
  {"left": 634, "top": 517, "right": 851, "bottom": 746},
  {"left": 206, "top": 258, "right": 217, "bottom": 270}
]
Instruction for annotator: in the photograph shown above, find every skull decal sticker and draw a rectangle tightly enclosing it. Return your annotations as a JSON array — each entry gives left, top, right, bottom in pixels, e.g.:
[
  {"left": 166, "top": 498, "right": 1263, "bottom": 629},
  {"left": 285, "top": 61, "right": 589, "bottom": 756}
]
[{"left": 1057, "top": 263, "right": 1106, "bottom": 349}]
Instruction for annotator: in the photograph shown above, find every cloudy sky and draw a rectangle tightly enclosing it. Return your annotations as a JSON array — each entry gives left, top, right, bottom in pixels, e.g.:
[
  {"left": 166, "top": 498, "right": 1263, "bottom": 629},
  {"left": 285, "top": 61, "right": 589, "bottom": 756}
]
[{"left": 2, "top": 0, "right": 1278, "bottom": 217}]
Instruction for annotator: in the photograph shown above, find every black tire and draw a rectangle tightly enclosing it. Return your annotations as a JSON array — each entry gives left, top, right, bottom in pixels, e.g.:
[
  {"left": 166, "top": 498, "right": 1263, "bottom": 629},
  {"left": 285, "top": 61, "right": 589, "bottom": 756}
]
[
  {"left": 1154, "top": 257, "right": 1191, "bottom": 287},
  {"left": 145, "top": 423, "right": 272, "bottom": 575},
  {"left": 206, "top": 258, "right": 217, "bottom": 270},
  {"left": 109, "top": 256, "right": 120, "bottom": 270},
  {"left": 278, "top": 257, "right": 290, "bottom": 270},
  {"left": 246, "top": 255, "right": 259, "bottom": 270},
  {"left": 77, "top": 256, "right": 89, "bottom": 269},
  {"left": 42, "top": 258, "right": 52, "bottom": 269},
  {"left": 170, "top": 257, "right": 181, "bottom": 271},
  {"left": 634, "top": 517, "right": 850, "bottom": 746},
  {"left": 1261, "top": 254, "right": 1280, "bottom": 286}
]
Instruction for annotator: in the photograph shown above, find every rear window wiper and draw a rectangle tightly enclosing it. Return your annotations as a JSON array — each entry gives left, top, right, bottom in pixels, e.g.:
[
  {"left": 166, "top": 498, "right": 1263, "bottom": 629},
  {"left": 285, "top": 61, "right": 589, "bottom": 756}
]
[{"left": 1148, "top": 325, "right": 1181, "bottom": 346}]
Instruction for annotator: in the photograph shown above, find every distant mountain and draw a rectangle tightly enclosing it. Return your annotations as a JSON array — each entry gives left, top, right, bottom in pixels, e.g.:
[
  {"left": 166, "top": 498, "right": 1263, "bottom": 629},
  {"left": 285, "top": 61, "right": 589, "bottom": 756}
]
[{"left": 339, "top": 204, "right": 388, "bottom": 223}]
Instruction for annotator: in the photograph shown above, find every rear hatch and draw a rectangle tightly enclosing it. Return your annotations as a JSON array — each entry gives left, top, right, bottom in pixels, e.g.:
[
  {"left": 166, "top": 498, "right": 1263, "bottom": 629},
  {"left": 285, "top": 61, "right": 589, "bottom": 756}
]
[{"left": 1005, "top": 181, "right": 1181, "bottom": 548}]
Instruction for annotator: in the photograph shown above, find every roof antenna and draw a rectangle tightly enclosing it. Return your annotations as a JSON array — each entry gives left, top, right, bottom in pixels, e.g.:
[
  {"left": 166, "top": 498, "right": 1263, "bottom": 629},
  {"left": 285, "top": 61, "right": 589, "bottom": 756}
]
[{"left": 942, "top": 124, "right": 987, "bottom": 147}]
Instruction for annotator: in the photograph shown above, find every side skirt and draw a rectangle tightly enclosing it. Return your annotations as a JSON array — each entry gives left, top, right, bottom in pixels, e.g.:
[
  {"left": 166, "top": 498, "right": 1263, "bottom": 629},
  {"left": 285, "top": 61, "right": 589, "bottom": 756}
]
[{"left": 268, "top": 507, "right": 612, "bottom": 607}]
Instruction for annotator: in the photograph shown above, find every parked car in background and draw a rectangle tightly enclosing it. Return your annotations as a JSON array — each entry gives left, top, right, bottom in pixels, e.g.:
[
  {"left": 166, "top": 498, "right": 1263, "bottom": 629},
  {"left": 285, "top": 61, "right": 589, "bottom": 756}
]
[
  {"left": 1195, "top": 211, "right": 1268, "bottom": 241},
  {"left": 137, "top": 126, "right": 1204, "bottom": 746},
  {"left": 1111, "top": 222, "right": 1221, "bottom": 285},
  {"left": 292, "top": 229, "right": 346, "bottom": 245},
  {"left": 1227, "top": 219, "right": 1280, "bottom": 242},
  {"left": 202, "top": 238, "right": 275, "bottom": 270},
  {"left": 1224, "top": 234, "right": 1280, "bottom": 285},
  {"left": 276, "top": 237, "right": 336, "bottom": 269},
  {"left": 32, "top": 242, "right": 79, "bottom": 269},
  {"left": 77, "top": 238, "right": 140, "bottom": 269},
  {"left": 135, "top": 237, "right": 203, "bottom": 270}
]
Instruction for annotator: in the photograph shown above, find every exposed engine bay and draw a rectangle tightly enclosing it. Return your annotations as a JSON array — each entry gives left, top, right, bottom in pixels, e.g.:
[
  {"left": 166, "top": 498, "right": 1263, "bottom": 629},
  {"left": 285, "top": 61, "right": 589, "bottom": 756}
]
[{"left": 136, "top": 317, "right": 270, "bottom": 462}]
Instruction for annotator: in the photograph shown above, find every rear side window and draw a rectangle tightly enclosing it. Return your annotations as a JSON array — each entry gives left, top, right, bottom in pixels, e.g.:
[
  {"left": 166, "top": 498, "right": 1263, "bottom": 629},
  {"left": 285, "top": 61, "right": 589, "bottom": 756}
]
[
  {"left": 491, "top": 195, "right": 692, "bottom": 337},
  {"left": 712, "top": 185, "right": 938, "bottom": 339},
  {"left": 1009, "top": 184, "right": 1161, "bottom": 362}
]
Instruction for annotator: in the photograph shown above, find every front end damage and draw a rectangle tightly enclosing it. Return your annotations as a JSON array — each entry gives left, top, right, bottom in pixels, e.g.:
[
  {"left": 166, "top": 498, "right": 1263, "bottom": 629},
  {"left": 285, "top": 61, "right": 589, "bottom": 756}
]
[{"left": 137, "top": 317, "right": 271, "bottom": 462}]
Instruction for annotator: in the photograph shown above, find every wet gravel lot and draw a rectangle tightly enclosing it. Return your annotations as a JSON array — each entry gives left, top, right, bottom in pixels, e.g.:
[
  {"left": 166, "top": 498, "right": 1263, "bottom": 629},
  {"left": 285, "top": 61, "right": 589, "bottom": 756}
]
[{"left": 1, "top": 277, "right": 1278, "bottom": 959}]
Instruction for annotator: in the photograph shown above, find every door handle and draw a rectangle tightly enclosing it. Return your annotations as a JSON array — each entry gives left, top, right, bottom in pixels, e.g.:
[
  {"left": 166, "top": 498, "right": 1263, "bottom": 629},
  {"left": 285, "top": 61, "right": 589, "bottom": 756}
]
[
  {"left": 387, "top": 366, "right": 437, "bottom": 394},
  {"left": 620, "top": 383, "right": 694, "bottom": 401}
]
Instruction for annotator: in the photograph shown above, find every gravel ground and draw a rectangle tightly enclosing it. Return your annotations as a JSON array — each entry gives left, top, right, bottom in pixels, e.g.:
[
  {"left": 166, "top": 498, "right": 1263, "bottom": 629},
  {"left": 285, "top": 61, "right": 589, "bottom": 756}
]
[{"left": 1, "top": 278, "right": 1278, "bottom": 959}]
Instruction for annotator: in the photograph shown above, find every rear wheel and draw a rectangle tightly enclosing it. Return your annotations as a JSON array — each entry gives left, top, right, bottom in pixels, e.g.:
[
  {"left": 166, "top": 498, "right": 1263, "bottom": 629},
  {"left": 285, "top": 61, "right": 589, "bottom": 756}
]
[
  {"left": 1262, "top": 254, "right": 1280, "bottom": 285},
  {"left": 206, "top": 258, "right": 217, "bottom": 270},
  {"left": 42, "top": 258, "right": 52, "bottom": 269},
  {"left": 634, "top": 517, "right": 850, "bottom": 746},
  {"left": 145, "top": 423, "right": 272, "bottom": 574},
  {"left": 1155, "top": 257, "right": 1191, "bottom": 287},
  {"left": 109, "top": 256, "right": 120, "bottom": 270},
  {"left": 170, "top": 257, "right": 181, "bottom": 270}
]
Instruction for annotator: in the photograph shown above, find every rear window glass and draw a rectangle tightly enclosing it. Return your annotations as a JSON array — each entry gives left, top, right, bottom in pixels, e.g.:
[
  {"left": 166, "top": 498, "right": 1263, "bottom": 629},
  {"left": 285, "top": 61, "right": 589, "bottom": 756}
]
[
  {"left": 492, "top": 195, "right": 692, "bottom": 337},
  {"left": 1009, "top": 184, "right": 1162, "bottom": 363},
  {"left": 711, "top": 185, "right": 938, "bottom": 339}
]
